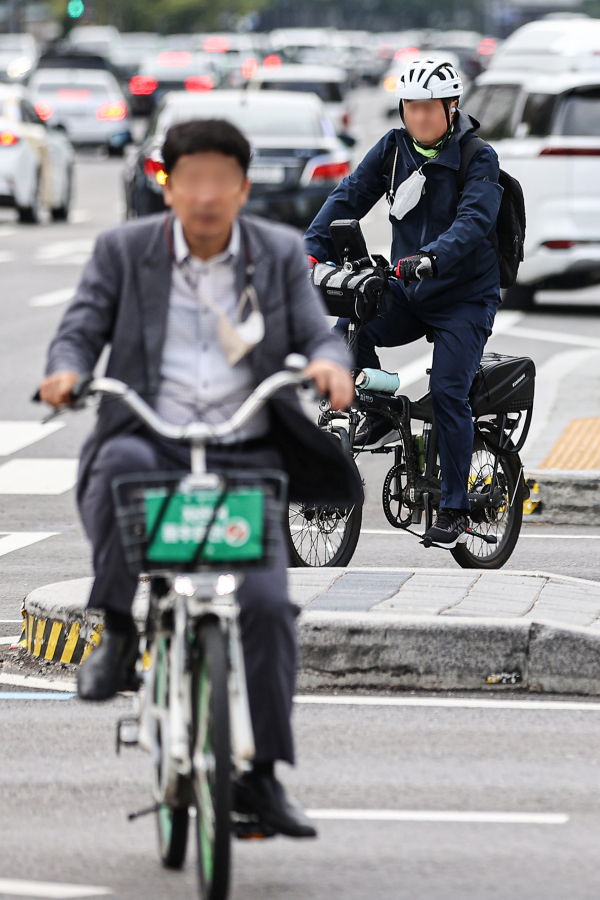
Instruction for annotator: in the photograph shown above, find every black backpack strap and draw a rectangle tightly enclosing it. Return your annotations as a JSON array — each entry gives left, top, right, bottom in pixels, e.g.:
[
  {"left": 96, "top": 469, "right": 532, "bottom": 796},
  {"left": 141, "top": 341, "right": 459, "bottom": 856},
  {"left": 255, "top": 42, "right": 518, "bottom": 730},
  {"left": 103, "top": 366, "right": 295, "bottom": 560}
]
[{"left": 456, "top": 136, "right": 488, "bottom": 193}]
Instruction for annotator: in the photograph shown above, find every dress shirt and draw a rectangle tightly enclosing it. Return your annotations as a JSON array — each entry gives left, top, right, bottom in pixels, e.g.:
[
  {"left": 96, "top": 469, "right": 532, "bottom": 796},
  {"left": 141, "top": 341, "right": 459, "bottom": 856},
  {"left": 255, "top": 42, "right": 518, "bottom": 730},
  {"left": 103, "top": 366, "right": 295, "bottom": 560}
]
[{"left": 155, "top": 217, "right": 269, "bottom": 443}]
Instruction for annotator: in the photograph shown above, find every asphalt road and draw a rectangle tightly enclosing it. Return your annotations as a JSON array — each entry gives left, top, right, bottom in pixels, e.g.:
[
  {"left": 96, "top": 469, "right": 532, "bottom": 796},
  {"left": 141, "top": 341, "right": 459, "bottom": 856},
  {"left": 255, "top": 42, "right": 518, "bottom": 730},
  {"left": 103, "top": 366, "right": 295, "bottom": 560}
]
[
  {"left": 1, "top": 84, "right": 600, "bottom": 899},
  {"left": 2, "top": 690, "right": 600, "bottom": 899}
]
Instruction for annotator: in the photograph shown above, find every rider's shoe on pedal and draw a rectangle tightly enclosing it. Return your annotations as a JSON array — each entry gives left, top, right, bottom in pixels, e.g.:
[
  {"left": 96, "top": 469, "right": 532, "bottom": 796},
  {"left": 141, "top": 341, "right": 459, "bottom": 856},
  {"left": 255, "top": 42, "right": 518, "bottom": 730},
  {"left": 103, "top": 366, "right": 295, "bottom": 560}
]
[
  {"left": 77, "top": 611, "right": 140, "bottom": 701},
  {"left": 234, "top": 763, "right": 317, "bottom": 839},
  {"left": 354, "top": 416, "right": 400, "bottom": 450},
  {"left": 422, "top": 508, "right": 468, "bottom": 549}
]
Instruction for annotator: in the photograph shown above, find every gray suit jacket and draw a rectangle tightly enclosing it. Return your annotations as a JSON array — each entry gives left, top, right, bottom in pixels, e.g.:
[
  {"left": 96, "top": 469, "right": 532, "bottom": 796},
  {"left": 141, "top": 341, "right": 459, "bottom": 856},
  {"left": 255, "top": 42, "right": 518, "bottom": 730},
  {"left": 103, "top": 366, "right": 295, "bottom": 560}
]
[{"left": 46, "top": 212, "right": 362, "bottom": 505}]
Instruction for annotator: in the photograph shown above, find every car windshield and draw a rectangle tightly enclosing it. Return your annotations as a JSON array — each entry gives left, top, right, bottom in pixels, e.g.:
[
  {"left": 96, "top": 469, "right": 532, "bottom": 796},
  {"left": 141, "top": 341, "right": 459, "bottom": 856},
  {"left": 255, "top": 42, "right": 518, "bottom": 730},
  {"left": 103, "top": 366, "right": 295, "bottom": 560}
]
[
  {"left": 463, "top": 84, "right": 520, "bottom": 140},
  {"left": 156, "top": 102, "right": 324, "bottom": 138},
  {"left": 559, "top": 90, "right": 600, "bottom": 136},
  {"left": 260, "top": 81, "right": 343, "bottom": 103}
]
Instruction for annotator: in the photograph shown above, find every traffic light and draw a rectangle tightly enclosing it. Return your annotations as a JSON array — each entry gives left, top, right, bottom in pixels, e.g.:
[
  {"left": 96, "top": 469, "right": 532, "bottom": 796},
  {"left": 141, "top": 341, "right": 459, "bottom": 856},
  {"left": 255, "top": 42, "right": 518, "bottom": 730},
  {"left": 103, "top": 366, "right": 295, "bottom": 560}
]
[{"left": 67, "top": 0, "right": 85, "bottom": 18}]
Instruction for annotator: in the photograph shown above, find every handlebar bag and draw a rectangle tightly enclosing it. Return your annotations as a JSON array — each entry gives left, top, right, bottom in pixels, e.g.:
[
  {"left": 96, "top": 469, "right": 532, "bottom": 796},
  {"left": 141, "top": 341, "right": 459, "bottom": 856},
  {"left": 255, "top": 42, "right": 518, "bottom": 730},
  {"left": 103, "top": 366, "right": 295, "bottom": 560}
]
[{"left": 311, "top": 263, "right": 385, "bottom": 322}]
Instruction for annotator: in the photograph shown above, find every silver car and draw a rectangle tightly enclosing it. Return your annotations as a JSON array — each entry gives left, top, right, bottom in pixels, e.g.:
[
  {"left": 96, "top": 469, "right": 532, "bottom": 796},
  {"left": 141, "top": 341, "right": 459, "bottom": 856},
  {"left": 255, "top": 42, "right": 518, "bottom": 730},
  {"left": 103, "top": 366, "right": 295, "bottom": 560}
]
[{"left": 28, "top": 67, "right": 132, "bottom": 155}]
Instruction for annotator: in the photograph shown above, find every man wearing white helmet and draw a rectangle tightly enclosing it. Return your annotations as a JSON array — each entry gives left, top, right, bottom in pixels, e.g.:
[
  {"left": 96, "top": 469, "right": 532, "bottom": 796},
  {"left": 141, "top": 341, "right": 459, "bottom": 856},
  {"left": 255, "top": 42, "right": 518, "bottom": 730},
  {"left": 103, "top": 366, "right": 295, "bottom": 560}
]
[{"left": 305, "top": 57, "right": 503, "bottom": 550}]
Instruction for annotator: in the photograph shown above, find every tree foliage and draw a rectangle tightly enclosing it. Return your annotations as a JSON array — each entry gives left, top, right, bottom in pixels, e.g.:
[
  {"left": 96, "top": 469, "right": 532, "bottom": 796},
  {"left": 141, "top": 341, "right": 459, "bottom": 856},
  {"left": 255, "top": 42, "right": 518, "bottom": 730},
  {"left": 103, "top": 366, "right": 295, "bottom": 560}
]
[{"left": 52, "top": 0, "right": 270, "bottom": 34}]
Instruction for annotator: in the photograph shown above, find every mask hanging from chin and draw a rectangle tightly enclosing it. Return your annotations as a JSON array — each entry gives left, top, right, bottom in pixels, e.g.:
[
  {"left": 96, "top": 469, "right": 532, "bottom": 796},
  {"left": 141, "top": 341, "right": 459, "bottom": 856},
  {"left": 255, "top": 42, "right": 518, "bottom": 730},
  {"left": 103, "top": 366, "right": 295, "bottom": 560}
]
[{"left": 210, "top": 284, "right": 265, "bottom": 367}]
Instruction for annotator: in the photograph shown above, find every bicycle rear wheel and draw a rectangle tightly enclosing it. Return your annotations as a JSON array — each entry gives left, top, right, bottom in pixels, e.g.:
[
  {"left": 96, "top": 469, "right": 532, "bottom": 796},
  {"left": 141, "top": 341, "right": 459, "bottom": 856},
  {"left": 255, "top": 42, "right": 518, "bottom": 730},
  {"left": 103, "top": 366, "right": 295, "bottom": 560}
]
[
  {"left": 451, "top": 436, "right": 524, "bottom": 569},
  {"left": 192, "top": 619, "right": 231, "bottom": 900},
  {"left": 154, "top": 636, "right": 189, "bottom": 869}
]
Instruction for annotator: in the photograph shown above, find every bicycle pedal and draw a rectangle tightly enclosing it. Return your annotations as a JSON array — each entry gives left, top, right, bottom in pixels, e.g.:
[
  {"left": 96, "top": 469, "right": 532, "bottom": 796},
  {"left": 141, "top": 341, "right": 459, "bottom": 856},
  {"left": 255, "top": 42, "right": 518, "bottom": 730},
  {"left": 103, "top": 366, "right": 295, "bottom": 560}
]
[
  {"left": 116, "top": 715, "right": 140, "bottom": 754},
  {"left": 232, "top": 814, "right": 276, "bottom": 840},
  {"left": 420, "top": 536, "right": 433, "bottom": 548}
]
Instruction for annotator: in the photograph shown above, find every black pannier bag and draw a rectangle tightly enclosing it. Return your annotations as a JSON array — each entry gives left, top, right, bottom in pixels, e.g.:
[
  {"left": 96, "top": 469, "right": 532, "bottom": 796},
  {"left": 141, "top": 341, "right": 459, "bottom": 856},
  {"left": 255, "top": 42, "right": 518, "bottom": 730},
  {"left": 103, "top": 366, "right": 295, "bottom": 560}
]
[
  {"left": 469, "top": 352, "right": 535, "bottom": 454},
  {"left": 311, "top": 262, "right": 386, "bottom": 323}
]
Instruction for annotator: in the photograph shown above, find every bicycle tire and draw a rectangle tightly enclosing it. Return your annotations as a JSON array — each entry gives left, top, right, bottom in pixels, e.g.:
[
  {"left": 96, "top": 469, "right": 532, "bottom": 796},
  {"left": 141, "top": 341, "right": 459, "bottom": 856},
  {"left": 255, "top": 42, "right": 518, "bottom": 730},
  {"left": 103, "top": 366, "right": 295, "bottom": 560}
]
[
  {"left": 154, "top": 636, "right": 190, "bottom": 869},
  {"left": 192, "top": 619, "right": 231, "bottom": 900},
  {"left": 286, "top": 431, "right": 363, "bottom": 567},
  {"left": 451, "top": 436, "right": 524, "bottom": 570}
]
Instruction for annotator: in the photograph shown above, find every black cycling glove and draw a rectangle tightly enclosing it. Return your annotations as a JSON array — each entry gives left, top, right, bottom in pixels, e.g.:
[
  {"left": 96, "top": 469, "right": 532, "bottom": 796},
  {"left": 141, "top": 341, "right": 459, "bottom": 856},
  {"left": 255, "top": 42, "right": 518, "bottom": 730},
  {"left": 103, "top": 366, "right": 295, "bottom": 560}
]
[{"left": 396, "top": 252, "right": 437, "bottom": 285}]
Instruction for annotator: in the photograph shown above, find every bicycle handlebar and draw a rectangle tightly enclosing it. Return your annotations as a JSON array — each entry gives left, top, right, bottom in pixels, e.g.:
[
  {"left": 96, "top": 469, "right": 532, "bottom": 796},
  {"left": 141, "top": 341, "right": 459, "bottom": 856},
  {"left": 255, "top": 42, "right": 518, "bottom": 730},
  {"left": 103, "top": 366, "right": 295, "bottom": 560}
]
[{"left": 72, "top": 353, "right": 310, "bottom": 445}]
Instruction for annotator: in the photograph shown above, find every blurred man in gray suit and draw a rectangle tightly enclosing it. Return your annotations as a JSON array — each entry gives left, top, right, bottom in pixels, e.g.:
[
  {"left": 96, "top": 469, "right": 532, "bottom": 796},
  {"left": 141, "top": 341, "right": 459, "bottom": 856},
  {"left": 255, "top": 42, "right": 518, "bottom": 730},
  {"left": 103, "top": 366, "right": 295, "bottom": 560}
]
[{"left": 39, "top": 119, "right": 360, "bottom": 838}]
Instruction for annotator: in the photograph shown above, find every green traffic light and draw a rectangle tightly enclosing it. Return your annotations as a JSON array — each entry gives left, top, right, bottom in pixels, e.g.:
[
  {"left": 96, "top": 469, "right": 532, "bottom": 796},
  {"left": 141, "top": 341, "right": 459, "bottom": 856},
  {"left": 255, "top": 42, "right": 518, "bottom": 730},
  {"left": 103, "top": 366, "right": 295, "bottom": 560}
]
[{"left": 67, "top": 0, "right": 85, "bottom": 17}]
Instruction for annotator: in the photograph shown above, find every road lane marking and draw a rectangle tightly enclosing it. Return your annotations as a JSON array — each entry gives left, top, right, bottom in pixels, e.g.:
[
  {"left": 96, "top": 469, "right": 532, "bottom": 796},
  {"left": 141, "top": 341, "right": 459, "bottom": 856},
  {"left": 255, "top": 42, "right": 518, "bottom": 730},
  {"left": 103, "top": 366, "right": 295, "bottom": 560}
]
[
  {"left": 0, "top": 459, "right": 77, "bottom": 494},
  {"left": 0, "top": 673, "right": 76, "bottom": 692},
  {"left": 70, "top": 209, "right": 90, "bottom": 223},
  {"left": 0, "top": 636, "right": 20, "bottom": 645},
  {"left": 307, "top": 809, "right": 568, "bottom": 825},
  {"left": 508, "top": 325, "right": 600, "bottom": 349},
  {"left": 0, "top": 692, "right": 75, "bottom": 700},
  {"left": 295, "top": 695, "right": 600, "bottom": 711},
  {"left": 0, "top": 533, "right": 59, "bottom": 556},
  {"left": 0, "top": 250, "right": 15, "bottom": 263},
  {"left": 35, "top": 239, "right": 94, "bottom": 261},
  {"left": 0, "top": 878, "right": 111, "bottom": 898},
  {"left": 29, "top": 288, "right": 75, "bottom": 308},
  {"left": 0, "top": 421, "right": 64, "bottom": 455},
  {"left": 359, "top": 528, "right": 600, "bottom": 539}
]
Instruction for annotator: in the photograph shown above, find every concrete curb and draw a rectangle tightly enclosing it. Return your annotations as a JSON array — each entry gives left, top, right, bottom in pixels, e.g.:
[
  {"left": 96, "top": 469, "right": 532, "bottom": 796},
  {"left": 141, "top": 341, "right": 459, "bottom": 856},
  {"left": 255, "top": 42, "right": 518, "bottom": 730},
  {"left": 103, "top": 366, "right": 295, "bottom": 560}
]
[
  {"left": 18, "top": 572, "right": 600, "bottom": 695},
  {"left": 524, "top": 469, "right": 600, "bottom": 524}
]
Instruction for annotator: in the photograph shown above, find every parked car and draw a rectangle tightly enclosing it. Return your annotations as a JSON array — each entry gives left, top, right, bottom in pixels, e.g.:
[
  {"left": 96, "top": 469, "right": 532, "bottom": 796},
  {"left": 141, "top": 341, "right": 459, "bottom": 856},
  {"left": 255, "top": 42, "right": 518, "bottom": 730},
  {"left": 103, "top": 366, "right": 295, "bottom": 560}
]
[
  {"left": 0, "top": 85, "right": 74, "bottom": 222},
  {"left": 127, "top": 50, "right": 218, "bottom": 116},
  {"left": 246, "top": 63, "right": 353, "bottom": 139},
  {"left": 28, "top": 67, "right": 131, "bottom": 155},
  {"left": 124, "top": 89, "right": 351, "bottom": 228},
  {"left": 0, "top": 33, "right": 38, "bottom": 84},
  {"left": 463, "top": 15, "right": 600, "bottom": 307}
]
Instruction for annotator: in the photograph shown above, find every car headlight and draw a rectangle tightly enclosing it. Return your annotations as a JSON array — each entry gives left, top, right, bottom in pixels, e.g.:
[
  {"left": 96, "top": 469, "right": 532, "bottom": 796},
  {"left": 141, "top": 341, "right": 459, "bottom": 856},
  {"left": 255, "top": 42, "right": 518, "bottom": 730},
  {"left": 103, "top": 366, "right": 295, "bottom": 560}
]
[{"left": 6, "top": 57, "right": 32, "bottom": 79}]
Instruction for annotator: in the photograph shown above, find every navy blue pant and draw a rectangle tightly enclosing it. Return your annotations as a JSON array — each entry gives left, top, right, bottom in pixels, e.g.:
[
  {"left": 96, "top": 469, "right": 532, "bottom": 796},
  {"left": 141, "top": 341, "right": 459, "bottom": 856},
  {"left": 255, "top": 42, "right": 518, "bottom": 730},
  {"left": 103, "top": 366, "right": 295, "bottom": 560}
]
[{"left": 348, "top": 287, "right": 498, "bottom": 510}]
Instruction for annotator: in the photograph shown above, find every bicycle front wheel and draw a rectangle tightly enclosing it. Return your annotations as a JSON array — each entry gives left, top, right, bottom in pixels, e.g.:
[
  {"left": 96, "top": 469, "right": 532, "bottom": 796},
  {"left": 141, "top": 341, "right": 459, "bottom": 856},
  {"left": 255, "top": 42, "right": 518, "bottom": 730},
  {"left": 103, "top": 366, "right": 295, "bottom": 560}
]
[
  {"left": 192, "top": 620, "right": 231, "bottom": 900},
  {"left": 154, "top": 636, "right": 189, "bottom": 869}
]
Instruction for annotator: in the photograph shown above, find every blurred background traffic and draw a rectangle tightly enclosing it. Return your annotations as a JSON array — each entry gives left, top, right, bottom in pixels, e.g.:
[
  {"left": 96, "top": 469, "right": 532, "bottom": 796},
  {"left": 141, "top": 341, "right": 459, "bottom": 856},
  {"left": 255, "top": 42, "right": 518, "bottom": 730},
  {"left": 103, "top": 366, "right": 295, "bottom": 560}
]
[{"left": 1, "top": 0, "right": 600, "bottom": 308}]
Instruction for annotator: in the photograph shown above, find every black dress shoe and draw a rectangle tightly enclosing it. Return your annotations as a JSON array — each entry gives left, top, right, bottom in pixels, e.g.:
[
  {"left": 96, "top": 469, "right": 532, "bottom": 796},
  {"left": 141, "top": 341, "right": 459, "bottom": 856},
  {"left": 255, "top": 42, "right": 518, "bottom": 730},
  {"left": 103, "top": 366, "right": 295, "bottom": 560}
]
[
  {"left": 234, "top": 772, "right": 317, "bottom": 838},
  {"left": 77, "top": 620, "right": 140, "bottom": 701}
]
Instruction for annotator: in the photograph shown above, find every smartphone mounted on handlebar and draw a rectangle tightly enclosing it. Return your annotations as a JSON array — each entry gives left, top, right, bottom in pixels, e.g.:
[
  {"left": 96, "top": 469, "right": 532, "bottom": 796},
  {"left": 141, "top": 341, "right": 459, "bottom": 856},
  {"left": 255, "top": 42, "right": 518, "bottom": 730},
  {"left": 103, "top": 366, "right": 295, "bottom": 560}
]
[{"left": 329, "top": 219, "right": 370, "bottom": 266}]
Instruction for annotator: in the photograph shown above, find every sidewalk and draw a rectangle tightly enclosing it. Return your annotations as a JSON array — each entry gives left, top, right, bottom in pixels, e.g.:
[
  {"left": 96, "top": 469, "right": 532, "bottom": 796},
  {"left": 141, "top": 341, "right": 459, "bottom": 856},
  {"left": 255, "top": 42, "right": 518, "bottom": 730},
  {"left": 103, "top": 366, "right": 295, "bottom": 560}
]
[{"left": 18, "top": 568, "right": 600, "bottom": 696}]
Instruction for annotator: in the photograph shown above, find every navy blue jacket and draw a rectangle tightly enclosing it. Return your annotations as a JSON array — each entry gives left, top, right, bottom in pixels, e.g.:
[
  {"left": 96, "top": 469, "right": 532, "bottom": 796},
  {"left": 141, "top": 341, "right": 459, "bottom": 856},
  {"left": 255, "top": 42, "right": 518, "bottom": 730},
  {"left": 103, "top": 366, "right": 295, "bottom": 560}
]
[{"left": 305, "top": 110, "right": 503, "bottom": 313}]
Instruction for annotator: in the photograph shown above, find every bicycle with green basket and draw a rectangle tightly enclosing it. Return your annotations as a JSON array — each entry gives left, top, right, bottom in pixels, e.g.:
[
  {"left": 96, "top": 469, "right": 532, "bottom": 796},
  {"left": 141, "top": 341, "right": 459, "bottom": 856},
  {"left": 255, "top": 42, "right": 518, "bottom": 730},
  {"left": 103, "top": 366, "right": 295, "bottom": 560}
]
[{"left": 72, "top": 355, "right": 310, "bottom": 900}]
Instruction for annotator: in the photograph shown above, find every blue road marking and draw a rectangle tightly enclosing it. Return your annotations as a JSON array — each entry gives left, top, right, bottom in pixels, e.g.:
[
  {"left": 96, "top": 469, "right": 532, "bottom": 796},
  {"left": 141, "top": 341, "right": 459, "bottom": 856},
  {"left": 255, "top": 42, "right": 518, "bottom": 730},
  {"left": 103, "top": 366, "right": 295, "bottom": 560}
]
[{"left": 0, "top": 692, "right": 76, "bottom": 700}]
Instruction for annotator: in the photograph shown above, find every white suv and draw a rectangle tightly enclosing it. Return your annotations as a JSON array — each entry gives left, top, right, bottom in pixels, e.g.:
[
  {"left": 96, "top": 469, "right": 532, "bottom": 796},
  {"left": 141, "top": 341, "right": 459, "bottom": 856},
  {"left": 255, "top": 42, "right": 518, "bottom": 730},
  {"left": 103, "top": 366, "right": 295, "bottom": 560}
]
[{"left": 464, "top": 15, "right": 600, "bottom": 308}]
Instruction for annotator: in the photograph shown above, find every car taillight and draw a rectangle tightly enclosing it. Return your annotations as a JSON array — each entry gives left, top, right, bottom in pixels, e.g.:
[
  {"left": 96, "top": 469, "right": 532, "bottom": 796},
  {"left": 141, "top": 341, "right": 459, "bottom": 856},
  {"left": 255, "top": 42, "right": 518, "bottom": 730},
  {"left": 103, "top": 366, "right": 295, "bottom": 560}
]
[
  {"left": 394, "top": 46, "right": 419, "bottom": 60},
  {"left": 342, "top": 111, "right": 351, "bottom": 129},
  {"left": 540, "top": 147, "right": 600, "bottom": 156},
  {"left": 241, "top": 57, "right": 258, "bottom": 79},
  {"left": 263, "top": 54, "right": 281, "bottom": 68},
  {"left": 310, "top": 160, "right": 351, "bottom": 182},
  {"left": 544, "top": 241, "right": 574, "bottom": 249},
  {"left": 204, "top": 36, "right": 229, "bottom": 52},
  {"left": 34, "top": 99, "right": 53, "bottom": 121},
  {"left": 129, "top": 75, "right": 158, "bottom": 96},
  {"left": 0, "top": 130, "right": 18, "bottom": 146},
  {"left": 383, "top": 75, "right": 398, "bottom": 93},
  {"left": 96, "top": 100, "right": 127, "bottom": 122},
  {"left": 184, "top": 75, "right": 214, "bottom": 92},
  {"left": 144, "top": 158, "right": 168, "bottom": 185}
]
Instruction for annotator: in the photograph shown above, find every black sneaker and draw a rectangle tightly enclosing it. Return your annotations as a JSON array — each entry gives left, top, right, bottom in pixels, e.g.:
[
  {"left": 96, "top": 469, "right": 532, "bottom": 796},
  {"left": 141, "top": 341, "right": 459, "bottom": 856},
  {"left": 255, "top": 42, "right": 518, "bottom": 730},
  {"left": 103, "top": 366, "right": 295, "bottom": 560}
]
[
  {"left": 422, "top": 509, "right": 469, "bottom": 549},
  {"left": 353, "top": 417, "right": 400, "bottom": 450}
]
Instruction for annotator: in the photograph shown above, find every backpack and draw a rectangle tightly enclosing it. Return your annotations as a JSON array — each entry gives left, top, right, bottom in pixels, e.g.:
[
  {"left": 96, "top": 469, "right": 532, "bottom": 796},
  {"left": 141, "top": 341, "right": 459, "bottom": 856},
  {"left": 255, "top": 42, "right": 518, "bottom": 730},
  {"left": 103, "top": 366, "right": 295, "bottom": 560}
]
[{"left": 382, "top": 137, "right": 526, "bottom": 289}]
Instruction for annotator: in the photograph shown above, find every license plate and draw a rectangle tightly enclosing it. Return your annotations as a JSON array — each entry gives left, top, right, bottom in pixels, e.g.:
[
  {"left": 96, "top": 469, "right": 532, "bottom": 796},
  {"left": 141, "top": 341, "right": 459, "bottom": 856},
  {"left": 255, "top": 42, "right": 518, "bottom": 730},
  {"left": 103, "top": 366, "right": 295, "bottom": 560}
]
[
  {"left": 144, "top": 486, "right": 265, "bottom": 563},
  {"left": 249, "top": 165, "right": 285, "bottom": 184}
]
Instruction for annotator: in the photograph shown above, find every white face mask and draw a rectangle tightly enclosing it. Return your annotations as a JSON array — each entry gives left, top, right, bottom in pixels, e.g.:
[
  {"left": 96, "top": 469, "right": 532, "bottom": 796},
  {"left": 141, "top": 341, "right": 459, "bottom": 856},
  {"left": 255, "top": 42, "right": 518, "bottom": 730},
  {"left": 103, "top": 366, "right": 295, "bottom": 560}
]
[
  {"left": 390, "top": 167, "right": 426, "bottom": 221},
  {"left": 215, "top": 284, "right": 265, "bottom": 366}
]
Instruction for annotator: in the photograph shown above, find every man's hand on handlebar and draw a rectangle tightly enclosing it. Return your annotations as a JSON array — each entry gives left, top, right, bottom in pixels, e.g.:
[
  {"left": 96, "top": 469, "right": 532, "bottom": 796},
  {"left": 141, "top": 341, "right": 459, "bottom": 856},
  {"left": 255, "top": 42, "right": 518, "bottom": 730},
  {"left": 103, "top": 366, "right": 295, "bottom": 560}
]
[
  {"left": 396, "top": 252, "right": 437, "bottom": 285},
  {"left": 38, "top": 370, "right": 81, "bottom": 407},
  {"left": 303, "top": 358, "right": 354, "bottom": 411}
]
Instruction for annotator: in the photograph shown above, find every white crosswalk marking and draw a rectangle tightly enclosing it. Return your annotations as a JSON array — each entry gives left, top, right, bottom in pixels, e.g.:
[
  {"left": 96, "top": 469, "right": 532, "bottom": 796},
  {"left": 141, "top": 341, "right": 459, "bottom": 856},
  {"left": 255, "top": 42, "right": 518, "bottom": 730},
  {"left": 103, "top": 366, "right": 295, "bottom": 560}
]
[
  {"left": 0, "top": 421, "right": 64, "bottom": 455},
  {"left": 0, "top": 532, "right": 58, "bottom": 556},
  {"left": 35, "top": 239, "right": 94, "bottom": 266},
  {"left": 0, "top": 459, "right": 77, "bottom": 494},
  {"left": 0, "top": 878, "right": 111, "bottom": 898},
  {"left": 29, "top": 288, "right": 75, "bottom": 308}
]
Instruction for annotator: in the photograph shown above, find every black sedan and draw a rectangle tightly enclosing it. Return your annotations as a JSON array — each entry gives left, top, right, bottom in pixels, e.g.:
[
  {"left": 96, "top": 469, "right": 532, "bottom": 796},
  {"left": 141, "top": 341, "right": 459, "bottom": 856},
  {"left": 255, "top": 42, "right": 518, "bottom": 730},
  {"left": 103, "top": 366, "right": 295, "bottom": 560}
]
[{"left": 123, "top": 89, "right": 352, "bottom": 228}]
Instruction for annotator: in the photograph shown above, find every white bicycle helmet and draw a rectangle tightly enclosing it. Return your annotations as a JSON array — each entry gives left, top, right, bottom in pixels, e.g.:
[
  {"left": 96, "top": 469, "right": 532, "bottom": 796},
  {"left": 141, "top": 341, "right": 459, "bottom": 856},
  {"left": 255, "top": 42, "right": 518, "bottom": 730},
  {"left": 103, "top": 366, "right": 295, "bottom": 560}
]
[{"left": 396, "top": 57, "right": 463, "bottom": 101}]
